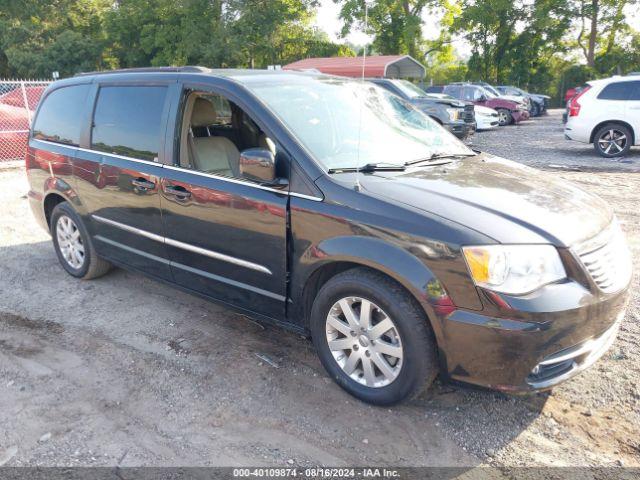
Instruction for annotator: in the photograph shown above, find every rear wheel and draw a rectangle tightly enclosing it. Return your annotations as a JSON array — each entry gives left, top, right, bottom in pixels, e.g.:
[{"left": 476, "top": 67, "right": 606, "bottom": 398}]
[
  {"left": 496, "top": 108, "right": 512, "bottom": 126},
  {"left": 593, "top": 124, "right": 632, "bottom": 158},
  {"left": 310, "top": 268, "right": 438, "bottom": 405},
  {"left": 50, "top": 202, "right": 112, "bottom": 279}
]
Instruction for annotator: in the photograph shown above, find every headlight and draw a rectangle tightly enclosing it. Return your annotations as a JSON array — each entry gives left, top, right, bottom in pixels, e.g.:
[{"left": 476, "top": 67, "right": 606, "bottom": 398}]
[
  {"left": 462, "top": 245, "right": 566, "bottom": 295},
  {"left": 446, "top": 108, "right": 460, "bottom": 121}
]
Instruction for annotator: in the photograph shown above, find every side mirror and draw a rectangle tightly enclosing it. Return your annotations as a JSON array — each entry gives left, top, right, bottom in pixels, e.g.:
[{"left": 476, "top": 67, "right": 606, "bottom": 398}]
[
  {"left": 477, "top": 95, "right": 487, "bottom": 102},
  {"left": 239, "top": 148, "right": 285, "bottom": 187}
]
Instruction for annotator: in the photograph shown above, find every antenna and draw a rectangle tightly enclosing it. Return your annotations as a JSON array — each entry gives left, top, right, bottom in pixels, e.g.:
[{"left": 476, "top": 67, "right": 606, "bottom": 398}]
[{"left": 354, "top": 0, "right": 368, "bottom": 192}]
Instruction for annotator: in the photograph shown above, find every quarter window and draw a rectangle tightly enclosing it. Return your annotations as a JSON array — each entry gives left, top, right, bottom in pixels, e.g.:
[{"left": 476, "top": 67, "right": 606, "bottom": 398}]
[
  {"left": 597, "top": 82, "right": 632, "bottom": 101},
  {"left": 91, "top": 86, "right": 167, "bottom": 161},
  {"left": 32, "top": 84, "right": 90, "bottom": 146}
]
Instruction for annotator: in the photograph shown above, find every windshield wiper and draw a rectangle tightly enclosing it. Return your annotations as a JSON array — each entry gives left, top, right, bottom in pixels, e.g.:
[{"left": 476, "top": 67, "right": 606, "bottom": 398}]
[
  {"left": 327, "top": 162, "right": 406, "bottom": 174},
  {"left": 404, "top": 152, "right": 475, "bottom": 166}
]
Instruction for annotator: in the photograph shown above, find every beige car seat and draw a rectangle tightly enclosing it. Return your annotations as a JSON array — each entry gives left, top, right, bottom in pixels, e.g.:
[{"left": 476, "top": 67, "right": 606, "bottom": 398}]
[{"left": 189, "top": 97, "right": 240, "bottom": 177}]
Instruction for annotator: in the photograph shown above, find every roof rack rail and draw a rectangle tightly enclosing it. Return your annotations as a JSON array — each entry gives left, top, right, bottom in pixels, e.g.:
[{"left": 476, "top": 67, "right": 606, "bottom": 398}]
[{"left": 75, "top": 66, "right": 210, "bottom": 77}]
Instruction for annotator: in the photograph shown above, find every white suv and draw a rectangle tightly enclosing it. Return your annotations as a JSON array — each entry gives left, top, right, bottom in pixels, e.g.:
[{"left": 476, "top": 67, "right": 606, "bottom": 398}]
[{"left": 564, "top": 75, "right": 640, "bottom": 157}]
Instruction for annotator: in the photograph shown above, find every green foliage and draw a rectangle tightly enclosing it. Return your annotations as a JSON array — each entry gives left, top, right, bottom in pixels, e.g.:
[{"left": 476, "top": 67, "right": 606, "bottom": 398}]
[
  {"left": 0, "top": 0, "right": 636, "bottom": 108},
  {"left": 0, "top": 0, "right": 353, "bottom": 77},
  {"left": 335, "top": 0, "right": 434, "bottom": 59}
]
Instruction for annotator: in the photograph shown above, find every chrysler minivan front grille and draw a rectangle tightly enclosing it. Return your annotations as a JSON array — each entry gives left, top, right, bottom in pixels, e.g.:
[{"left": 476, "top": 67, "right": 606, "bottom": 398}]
[{"left": 575, "top": 221, "right": 632, "bottom": 294}]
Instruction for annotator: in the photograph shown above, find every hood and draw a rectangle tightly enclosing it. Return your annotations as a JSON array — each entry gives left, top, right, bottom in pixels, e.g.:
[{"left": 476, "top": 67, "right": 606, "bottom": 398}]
[
  {"left": 474, "top": 105, "right": 498, "bottom": 115},
  {"left": 531, "top": 93, "right": 551, "bottom": 100},
  {"left": 499, "top": 94, "right": 525, "bottom": 104},
  {"left": 484, "top": 98, "right": 519, "bottom": 110},
  {"left": 412, "top": 97, "right": 464, "bottom": 109},
  {"left": 358, "top": 154, "right": 612, "bottom": 246}
]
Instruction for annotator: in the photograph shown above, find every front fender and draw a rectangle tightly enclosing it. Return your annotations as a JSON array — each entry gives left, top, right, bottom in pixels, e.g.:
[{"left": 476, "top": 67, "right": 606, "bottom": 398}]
[{"left": 291, "top": 235, "right": 454, "bottom": 347}]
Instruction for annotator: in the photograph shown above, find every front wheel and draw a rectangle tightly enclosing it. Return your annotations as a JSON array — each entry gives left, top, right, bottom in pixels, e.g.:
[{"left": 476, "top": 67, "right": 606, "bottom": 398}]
[
  {"left": 593, "top": 124, "right": 632, "bottom": 158},
  {"left": 310, "top": 268, "right": 439, "bottom": 405},
  {"left": 496, "top": 108, "right": 512, "bottom": 126}
]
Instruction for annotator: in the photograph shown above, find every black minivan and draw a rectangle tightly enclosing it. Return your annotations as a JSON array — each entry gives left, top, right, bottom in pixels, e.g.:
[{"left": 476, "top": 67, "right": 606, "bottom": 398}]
[{"left": 26, "top": 67, "right": 631, "bottom": 405}]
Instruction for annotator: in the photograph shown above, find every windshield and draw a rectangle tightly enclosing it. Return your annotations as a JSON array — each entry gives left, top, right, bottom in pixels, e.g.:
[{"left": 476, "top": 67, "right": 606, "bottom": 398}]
[
  {"left": 248, "top": 76, "right": 472, "bottom": 171},
  {"left": 390, "top": 80, "right": 427, "bottom": 99},
  {"left": 483, "top": 85, "right": 501, "bottom": 97}
]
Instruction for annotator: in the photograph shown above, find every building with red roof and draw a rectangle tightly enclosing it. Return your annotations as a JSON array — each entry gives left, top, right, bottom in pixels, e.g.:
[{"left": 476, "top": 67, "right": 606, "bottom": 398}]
[{"left": 283, "top": 55, "right": 425, "bottom": 79}]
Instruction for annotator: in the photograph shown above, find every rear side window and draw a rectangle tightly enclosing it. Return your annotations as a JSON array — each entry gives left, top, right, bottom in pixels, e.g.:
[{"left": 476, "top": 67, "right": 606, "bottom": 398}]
[
  {"left": 32, "top": 85, "right": 89, "bottom": 146},
  {"left": 597, "top": 82, "right": 632, "bottom": 101},
  {"left": 629, "top": 81, "right": 640, "bottom": 101},
  {"left": 91, "top": 86, "right": 167, "bottom": 161}
]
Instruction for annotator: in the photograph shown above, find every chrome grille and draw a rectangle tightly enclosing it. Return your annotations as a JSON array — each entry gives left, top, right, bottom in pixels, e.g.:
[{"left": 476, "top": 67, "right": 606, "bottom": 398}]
[
  {"left": 463, "top": 104, "right": 475, "bottom": 123},
  {"left": 576, "top": 222, "right": 632, "bottom": 294}
]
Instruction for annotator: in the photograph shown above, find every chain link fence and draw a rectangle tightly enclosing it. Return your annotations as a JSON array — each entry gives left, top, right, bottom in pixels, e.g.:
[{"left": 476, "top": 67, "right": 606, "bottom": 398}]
[{"left": 0, "top": 80, "right": 51, "bottom": 162}]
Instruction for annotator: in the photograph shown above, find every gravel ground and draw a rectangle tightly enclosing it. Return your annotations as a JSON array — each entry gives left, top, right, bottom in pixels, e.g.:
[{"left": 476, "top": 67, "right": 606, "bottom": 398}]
[{"left": 0, "top": 113, "right": 639, "bottom": 468}]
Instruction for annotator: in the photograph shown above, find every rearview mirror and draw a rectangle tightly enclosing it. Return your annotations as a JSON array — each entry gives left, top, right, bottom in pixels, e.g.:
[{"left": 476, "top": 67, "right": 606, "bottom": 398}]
[{"left": 239, "top": 148, "right": 282, "bottom": 186}]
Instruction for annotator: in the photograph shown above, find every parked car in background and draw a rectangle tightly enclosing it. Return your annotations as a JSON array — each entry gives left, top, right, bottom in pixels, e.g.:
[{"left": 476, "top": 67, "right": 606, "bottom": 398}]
[
  {"left": 428, "top": 84, "right": 529, "bottom": 126},
  {"left": 0, "top": 84, "right": 46, "bottom": 161},
  {"left": 565, "top": 86, "right": 583, "bottom": 104},
  {"left": 0, "top": 102, "right": 31, "bottom": 160},
  {"left": 369, "top": 78, "right": 475, "bottom": 139},
  {"left": 470, "top": 82, "right": 531, "bottom": 113},
  {"left": 473, "top": 104, "right": 500, "bottom": 130},
  {"left": 497, "top": 85, "right": 549, "bottom": 117},
  {"left": 564, "top": 76, "right": 640, "bottom": 157},
  {"left": 27, "top": 67, "right": 631, "bottom": 405},
  {"left": 0, "top": 85, "right": 46, "bottom": 108}
]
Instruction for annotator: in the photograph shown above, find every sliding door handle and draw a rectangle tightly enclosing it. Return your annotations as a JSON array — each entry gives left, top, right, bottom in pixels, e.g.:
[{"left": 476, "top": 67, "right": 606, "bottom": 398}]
[
  {"left": 131, "top": 178, "right": 156, "bottom": 191},
  {"left": 164, "top": 185, "right": 192, "bottom": 199}
]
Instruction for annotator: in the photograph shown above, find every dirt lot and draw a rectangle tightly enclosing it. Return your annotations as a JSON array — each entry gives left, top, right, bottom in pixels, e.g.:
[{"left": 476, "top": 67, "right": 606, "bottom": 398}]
[{"left": 0, "top": 112, "right": 639, "bottom": 468}]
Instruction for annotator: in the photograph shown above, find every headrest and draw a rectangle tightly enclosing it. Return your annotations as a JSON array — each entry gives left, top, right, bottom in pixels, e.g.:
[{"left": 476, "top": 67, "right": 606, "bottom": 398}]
[{"left": 191, "top": 97, "right": 218, "bottom": 127}]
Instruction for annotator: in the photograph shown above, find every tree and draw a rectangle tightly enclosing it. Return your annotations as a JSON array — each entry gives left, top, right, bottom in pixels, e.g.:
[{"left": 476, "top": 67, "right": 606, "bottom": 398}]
[
  {"left": 573, "top": 0, "right": 636, "bottom": 68},
  {"left": 335, "top": 0, "right": 434, "bottom": 59},
  {"left": 228, "top": 0, "right": 320, "bottom": 68},
  {"left": 0, "top": 0, "right": 113, "bottom": 77}
]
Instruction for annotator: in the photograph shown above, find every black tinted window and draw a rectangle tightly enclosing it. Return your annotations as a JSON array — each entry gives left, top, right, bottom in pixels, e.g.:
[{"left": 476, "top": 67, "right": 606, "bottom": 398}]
[
  {"left": 629, "top": 81, "right": 640, "bottom": 100},
  {"left": 598, "top": 82, "right": 632, "bottom": 100},
  {"left": 32, "top": 85, "right": 89, "bottom": 146},
  {"left": 92, "top": 86, "right": 167, "bottom": 161}
]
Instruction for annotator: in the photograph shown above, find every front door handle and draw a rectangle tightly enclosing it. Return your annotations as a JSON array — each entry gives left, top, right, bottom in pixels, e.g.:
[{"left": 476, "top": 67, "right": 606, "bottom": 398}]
[
  {"left": 164, "top": 184, "right": 192, "bottom": 199},
  {"left": 131, "top": 178, "right": 156, "bottom": 191}
]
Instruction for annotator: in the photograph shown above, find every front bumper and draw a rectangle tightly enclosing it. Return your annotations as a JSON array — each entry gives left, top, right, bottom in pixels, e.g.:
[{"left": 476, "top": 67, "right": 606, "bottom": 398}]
[
  {"left": 438, "top": 280, "right": 629, "bottom": 393},
  {"left": 511, "top": 110, "right": 530, "bottom": 123},
  {"left": 445, "top": 120, "right": 475, "bottom": 139},
  {"left": 476, "top": 116, "right": 499, "bottom": 130},
  {"left": 526, "top": 318, "right": 620, "bottom": 389}
]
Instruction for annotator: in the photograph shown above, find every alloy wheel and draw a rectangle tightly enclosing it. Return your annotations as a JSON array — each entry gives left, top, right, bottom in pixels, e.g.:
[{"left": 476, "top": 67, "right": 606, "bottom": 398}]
[
  {"left": 56, "top": 215, "right": 85, "bottom": 269},
  {"left": 598, "top": 129, "right": 627, "bottom": 155},
  {"left": 497, "top": 110, "right": 509, "bottom": 125},
  {"left": 325, "top": 297, "right": 403, "bottom": 388}
]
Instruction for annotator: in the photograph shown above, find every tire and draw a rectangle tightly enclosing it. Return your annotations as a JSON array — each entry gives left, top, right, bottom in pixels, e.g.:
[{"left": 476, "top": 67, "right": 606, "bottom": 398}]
[
  {"left": 496, "top": 108, "right": 512, "bottom": 126},
  {"left": 530, "top": 103, "right": 540, "bottom": 117},
  {"left": 50, "top": 202, "right": 112, "bottom": 279},
  {"left": 593, "top": 124, "right": 632, "bottom": 158},
  {"left": 310, "top": 267, "right": 439, "bottom": 405}
]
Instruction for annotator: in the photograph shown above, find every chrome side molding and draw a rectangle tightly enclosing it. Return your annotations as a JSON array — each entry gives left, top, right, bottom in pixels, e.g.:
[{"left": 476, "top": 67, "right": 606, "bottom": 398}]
[{"left": 92, "top": 214, "right": 272, "bottom": 275}]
